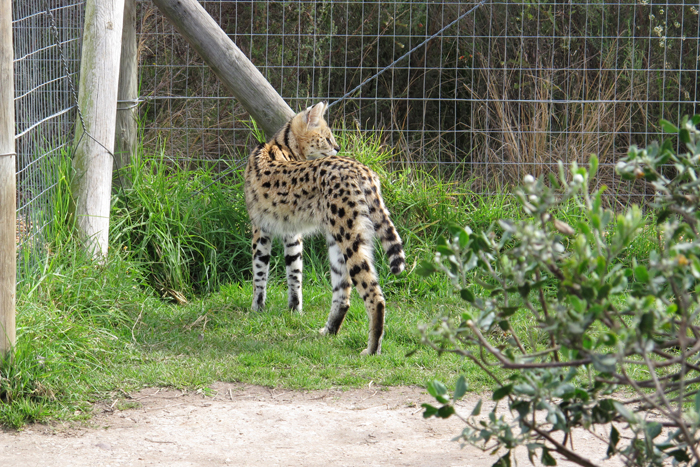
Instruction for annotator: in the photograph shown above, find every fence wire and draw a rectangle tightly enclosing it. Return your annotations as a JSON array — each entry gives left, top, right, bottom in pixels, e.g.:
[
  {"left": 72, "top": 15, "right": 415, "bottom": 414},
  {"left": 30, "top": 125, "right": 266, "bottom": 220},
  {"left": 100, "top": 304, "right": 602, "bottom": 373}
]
[
  {"left": 13, "top": 0, "right": 84, "bottom": 277},
  {"left": 11, "top": 0, "right": 700, "bottom": 277},
  {"left": 138, "top": 0, "right": 699, "bottom": 201}
]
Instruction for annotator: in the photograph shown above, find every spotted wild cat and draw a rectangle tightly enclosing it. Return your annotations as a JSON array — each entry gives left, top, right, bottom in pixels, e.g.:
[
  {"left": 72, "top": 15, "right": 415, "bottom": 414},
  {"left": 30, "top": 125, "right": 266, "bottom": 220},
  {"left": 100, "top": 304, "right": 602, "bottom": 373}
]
[{"left": 244, "top": 102, "right": 405, "bottom": 355}]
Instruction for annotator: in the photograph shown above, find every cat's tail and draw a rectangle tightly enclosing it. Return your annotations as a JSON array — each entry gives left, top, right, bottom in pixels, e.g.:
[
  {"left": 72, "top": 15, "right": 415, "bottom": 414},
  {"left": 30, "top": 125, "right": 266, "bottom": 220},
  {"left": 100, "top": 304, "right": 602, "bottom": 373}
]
[{"left": 361, "top": 170, "right": 406, "bottom": 276}]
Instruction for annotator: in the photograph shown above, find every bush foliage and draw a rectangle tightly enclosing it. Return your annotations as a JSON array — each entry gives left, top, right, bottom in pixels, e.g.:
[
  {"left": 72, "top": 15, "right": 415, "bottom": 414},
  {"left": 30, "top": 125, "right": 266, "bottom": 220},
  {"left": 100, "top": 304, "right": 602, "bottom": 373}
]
[{"left": 419, "top": 117, "right": 700, "bottom": 466}]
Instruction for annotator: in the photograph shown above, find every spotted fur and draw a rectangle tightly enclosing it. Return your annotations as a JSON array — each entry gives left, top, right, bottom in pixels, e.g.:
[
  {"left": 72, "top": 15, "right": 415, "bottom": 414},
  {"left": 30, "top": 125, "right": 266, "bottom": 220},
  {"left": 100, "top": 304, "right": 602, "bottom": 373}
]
[{"left": 244, "top": 102, "right": 405, "bottom": 355}]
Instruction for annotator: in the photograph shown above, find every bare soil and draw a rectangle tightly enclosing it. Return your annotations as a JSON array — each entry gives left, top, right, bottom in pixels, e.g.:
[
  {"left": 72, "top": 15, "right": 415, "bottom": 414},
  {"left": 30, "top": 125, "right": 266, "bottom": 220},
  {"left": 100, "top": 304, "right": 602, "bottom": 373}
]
[{"left": 0, "top": 383, "right": 621, "bottom": 466}]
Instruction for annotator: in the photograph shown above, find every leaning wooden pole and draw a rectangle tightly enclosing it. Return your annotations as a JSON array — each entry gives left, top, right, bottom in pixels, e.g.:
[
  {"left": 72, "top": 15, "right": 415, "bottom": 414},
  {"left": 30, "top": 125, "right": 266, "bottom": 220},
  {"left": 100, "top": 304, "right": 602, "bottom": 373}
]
[
  {"left": 72, "top": 0, "right": 126, "bottom": 258},
  {"left": 0, "top": 0, "right": 16, "bottom": 356},
  {"left": 151, "top": 0, "right": 295, "bottom": 137}
]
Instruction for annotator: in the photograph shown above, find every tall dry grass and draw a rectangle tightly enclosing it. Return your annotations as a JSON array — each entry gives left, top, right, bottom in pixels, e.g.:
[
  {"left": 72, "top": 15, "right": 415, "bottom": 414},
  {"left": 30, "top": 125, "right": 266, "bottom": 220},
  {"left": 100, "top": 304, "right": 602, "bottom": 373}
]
[{"left": 463, "top": 46, "right": 648, "bottom": 202}]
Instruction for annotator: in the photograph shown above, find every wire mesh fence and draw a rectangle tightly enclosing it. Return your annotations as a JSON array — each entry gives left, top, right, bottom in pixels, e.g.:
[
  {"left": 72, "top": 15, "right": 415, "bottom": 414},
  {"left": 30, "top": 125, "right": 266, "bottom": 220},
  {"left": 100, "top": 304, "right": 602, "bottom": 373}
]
[
  {"left": 11, "top": 0, "right": 700, "bottom": 277},
  {"left": 138, "top": 0, "right": 700, "bottom": 198},
  {"left": 13, "top": 0, "right": 84, "bottom": 277}
]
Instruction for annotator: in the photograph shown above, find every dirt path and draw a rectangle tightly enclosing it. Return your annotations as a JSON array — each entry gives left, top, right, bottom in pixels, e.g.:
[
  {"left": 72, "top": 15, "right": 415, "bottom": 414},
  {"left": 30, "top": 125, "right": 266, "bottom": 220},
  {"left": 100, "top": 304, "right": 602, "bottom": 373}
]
[{"left": 0, "top": 383, "right": 620, "bottom": 466}]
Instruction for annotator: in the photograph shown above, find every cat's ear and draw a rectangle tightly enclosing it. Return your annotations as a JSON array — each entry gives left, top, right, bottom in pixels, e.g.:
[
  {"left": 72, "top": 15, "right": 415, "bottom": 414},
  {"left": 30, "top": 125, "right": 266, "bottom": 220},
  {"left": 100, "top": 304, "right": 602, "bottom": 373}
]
[{"left": 305, "top": 102, "right": 327, "bottom": 127}]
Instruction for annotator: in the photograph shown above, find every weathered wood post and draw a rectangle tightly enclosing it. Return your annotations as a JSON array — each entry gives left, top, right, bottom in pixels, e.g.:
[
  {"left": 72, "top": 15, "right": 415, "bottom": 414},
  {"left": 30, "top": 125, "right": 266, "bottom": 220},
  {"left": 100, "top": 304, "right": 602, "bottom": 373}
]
[
  {"left": 0, "top": 0, "right": 16, "bottom": 356},
  {"left": 151, "top": 0, "right": 295, "bottom": 137},
  {"left": 114, "top": 0, "right": 138, "bottom": 189},
  {"left": 72, "top": 0, "right": 126, "bottom": 258}
]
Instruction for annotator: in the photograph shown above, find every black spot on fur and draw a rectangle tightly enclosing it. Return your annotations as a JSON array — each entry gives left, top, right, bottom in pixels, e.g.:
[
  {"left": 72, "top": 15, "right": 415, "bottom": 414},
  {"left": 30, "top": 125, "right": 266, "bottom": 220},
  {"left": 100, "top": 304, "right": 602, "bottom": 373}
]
[
  {"left": 288, "top": 293, "right": 299, "bottom": 310},
  {"left": 386, "top": 244, "right": 402, "bottom": 257},
  {"left": 285, "top": 253, "right": 301, "bottom": 266},
  {"left": 283, "top": 124, "right": 291, "bottom": 149},
  {"left": 390, "top": 257, "right": 405, "bottom": 274},
  {"left": 325, "top": 305, "right": 349, "bottom": 334}
]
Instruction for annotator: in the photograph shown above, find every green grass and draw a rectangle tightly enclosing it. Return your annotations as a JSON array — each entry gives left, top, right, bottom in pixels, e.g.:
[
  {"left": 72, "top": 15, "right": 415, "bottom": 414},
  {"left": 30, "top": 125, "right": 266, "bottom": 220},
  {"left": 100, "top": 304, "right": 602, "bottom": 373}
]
[{"left": 1, "top": 130, "right": 658, "bottom": 428}]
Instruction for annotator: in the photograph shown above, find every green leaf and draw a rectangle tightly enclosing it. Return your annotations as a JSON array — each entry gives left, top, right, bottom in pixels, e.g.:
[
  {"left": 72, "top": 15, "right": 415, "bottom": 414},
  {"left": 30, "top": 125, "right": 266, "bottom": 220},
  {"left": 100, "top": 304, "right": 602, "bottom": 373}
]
[
  {"left": 436, "top": 245, "right": 454, "bottom": 256},
  {"left": 577, "top": 221, "right": 591, "bottom": 237},
  {"left": 607, "top": 426, "right": 620, "bottom": 457},
  {"left": 454, "top": 375, "right": 468, "bottom": 400},
  {"left": 422, "top": 403, "right": 438, "bottom": 418},
  {"left": 634, "top": 265, "right": 649, "bottom": 283},
  {"left": 613, "top": 401, "right": 637, "bottom": 423},
  {"left": 460, "top": 288, "right": 475, "bottom": 303},
  {"left": 589, "top": 154, "right": 599, "bottom": 178},
  {"left": 695, "top": 389, "right": 700, "bottom": 416},
  {"left": 491, "top": 451, "right": 511, "bottom": 467},
  {"left": 669, "top": 449, "right": 691, "bottom": 462},
  {"left": 511, "top": 399, "right": 531, "bottom": 419},
  {"left": 639, "top": 312, "right": 654, "bottom": 335},
  {"left": 476, "top": 278, "right": 498, "bottom": 290},
  {"left": 437, "top": 405, "right": 455, "bottom": 418},
  {"left": 542, "top": 447, "right": 557, "bottom": 466},
  {"left": 574, "top": 388, "right": 590, "bottom": 402},
  {"left": 660, "top": 119, "right": 679, "bottom": 133},
  {"left": 592, "top": 399, "right": 616, "bottom": 423},
  {"left": 598, "top": 332, "right": 617, "bottom": 347},
  {"left": 568, "top": 295, "right": 585, "bottom": 314},
  {"left": 656, "top": 209, "right": 672, "bottom": 225},
  {"left": 680, "top": 128, "right": 691, "bottom": 144},
  {"left": 415, "top": 260, "right": 437, "bottom": 277},
  {"left": 591, "top": 354, "right": 617, "bottom": 374},
  {"left": 517, "top": 283, "right": 531, "bottom": 298},
  {"left": 645, "top": 422, "right": 662, "bottom": 439},
  {"left": 458, "top": 229, "right": 470, "bottom": 249},
  {"left": 471, "top": 399, "right": 483, "bottom": 416},
  {"left": 499, "top": 306, "right": 519, "bottom": 317},
  {"left": 427, "top": 380, "right": 449, "bottom": 403},
  {"left": 548, "top": 173, "right": 561, "bottom": 189},
  {"left": 493, "top": 384, "right": 514, "bottom": 401},
  {"left": 582, "top": 335, "right": 593, "bottom": 350}
]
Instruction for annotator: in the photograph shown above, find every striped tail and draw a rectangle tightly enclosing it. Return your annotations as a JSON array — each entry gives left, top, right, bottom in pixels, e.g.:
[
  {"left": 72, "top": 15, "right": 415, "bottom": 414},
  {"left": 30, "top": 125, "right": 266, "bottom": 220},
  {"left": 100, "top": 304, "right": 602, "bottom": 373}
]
[{"left": 363, "top": 173, "right": 405, "bottom": 276}]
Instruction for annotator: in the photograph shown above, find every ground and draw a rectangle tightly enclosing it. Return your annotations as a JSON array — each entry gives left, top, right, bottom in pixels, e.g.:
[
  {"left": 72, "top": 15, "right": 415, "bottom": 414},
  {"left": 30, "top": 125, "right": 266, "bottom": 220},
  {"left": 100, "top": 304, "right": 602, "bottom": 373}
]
[{"left": 0, "top": 383, "right": 621, "bottom": 466}]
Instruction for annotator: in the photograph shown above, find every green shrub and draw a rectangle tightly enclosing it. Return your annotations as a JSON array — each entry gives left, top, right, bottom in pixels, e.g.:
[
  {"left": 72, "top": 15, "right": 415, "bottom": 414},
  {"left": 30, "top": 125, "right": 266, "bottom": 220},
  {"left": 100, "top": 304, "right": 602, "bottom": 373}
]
[{"left": 418, "top": 117, "right": 700, "bottom": 466}]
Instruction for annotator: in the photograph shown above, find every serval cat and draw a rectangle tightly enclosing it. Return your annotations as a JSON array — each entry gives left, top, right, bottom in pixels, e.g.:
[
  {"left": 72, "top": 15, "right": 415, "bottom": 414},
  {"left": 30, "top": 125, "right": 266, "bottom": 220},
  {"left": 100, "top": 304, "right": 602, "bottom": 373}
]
[{"left": 244, "top": 102, "right": 405, "bottom": 355}]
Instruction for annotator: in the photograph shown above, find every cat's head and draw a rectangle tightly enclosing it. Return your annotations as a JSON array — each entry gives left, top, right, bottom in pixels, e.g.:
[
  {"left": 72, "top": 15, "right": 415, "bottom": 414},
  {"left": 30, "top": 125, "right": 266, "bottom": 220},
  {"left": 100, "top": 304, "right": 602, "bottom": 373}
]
[{"left": 290, "top": 101, "right": 340, "bottom": 159}]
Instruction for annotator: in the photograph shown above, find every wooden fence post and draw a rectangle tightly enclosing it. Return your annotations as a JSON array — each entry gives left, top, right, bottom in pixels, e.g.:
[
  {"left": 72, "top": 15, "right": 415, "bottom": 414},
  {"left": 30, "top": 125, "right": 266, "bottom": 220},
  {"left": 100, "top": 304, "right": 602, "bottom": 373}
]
[
  {"left": 151, "top": 0, "right": 295, "bottom": 138},
  {"left": 72, "top": 0, "right": 126, "bottom": 258},
  {"left": 114, "top": 0, "right": 137, "bottom": 190},
  {"left": 0, "top": 0, "right": 16, "bottom": 356}
]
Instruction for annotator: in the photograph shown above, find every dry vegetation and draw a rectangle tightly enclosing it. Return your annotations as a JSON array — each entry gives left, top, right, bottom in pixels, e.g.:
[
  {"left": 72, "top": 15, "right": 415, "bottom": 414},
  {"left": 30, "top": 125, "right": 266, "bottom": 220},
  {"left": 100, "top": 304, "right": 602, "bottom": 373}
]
[{"left": 135, "top": 1, "right": 698, "bottom": 197}]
